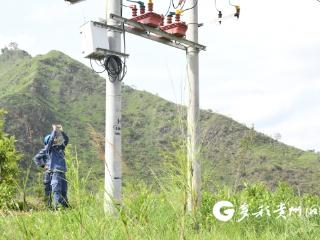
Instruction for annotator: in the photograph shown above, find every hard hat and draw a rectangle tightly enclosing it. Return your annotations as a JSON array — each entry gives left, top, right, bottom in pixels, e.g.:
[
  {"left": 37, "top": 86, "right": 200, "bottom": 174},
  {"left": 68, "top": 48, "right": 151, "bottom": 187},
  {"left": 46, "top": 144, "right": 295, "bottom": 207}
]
[{"left": 44, "top": 135, "right": 51, "bottom": 145}]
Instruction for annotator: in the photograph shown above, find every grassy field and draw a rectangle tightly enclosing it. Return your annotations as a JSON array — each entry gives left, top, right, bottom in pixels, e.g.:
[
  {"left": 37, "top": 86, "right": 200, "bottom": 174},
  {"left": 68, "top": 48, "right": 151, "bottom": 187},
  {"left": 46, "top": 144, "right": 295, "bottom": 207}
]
[
  {"left": 1, "top": 184, "right": 320, "bottom": 239},
  {"left": 0, "top": 149, "right": 319, "bottom": 240}
]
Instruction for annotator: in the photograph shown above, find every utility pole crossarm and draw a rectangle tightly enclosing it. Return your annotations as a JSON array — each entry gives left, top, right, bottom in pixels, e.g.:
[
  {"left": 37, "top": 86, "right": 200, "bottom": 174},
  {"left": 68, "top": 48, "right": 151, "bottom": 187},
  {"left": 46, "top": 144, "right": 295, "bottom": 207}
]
[
  {"left": 95, "top": 21, "right": 186, "bottom": 50},
  {"left": 109, "top": 14, "right": 206, "bottom": 51}
]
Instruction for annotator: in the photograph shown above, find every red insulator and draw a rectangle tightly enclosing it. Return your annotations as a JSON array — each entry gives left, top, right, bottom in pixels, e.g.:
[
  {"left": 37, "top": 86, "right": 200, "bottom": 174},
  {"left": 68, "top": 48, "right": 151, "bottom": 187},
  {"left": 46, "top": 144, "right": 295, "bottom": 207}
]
[
  {"left": 148, "top": 2, "right": 153, "bottom": 12},
  {"left": 131, "top": 5, "right": 137, "bottom": 17},
  {"left": 160, "top": 14, "right": 164, "bottom": 26},
  {"left": 175, "top": 14, "right": 181, "bottom": 22},
  {"left": 140, "top": 5, "right": 145, "bottom": 15},
  {"left": 167, "top": 15, "right": 172, "bottom": 24}
]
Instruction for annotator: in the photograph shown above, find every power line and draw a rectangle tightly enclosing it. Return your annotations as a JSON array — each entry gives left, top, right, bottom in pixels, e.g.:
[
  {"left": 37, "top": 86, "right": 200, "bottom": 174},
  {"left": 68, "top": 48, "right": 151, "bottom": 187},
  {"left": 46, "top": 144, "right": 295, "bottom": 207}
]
[
  {"left": 90, "top": 59, "right": 106, "bottom": 74},
  {"left": 214, "top": 0, "right": 221, "bottom": 12},
  {"left": 122, "top": 4, "right": 132, "bottom": 8},
  {"left": 165, "top": 0, "right": 172, "bottom": 16},
  {"left": 120, "top": 2, "right": 128, "bottom": 82},
  {"left": 214, "top": 0, "right": 223, "bottom": 24},
  {"left": 171, "top": 0, "right": 181, "bottom": 9},
  {"left": 182, "top": 0, "right": 198, "bottom": 12},
  {"left": 180, "top": 0, "right": 187, "bottom": 10}
]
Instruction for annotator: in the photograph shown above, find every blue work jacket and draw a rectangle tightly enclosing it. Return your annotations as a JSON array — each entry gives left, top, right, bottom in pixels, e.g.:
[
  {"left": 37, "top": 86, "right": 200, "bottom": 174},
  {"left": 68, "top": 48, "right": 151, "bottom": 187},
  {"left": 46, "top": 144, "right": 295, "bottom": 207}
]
[{"left": 46, "top": 130, "right": 69, "bottom": 172}]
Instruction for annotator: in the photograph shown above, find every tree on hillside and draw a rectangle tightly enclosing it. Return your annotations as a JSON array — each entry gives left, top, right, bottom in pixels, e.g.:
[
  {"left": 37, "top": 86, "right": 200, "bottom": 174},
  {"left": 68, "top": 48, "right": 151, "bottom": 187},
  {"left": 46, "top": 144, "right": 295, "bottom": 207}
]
[
  {"left": 0, "top": 42, "right": 18, "bottom": 55},
  {"left": 0, "top": 110, "right": 21, "bottom": 208},
  {"left": 8, "top": 42, "right": 18, "bottom": 50}
]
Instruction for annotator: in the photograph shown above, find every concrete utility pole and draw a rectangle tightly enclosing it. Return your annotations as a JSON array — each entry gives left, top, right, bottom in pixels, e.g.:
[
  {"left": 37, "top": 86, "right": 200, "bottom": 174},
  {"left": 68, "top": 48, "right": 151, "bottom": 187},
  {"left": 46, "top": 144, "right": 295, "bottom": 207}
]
[
  {"left": 105, "top": 0, "right": 122, "bottom": 214},
  {"left": 185, "top": 0, "right": 201, "bottom": 212}
]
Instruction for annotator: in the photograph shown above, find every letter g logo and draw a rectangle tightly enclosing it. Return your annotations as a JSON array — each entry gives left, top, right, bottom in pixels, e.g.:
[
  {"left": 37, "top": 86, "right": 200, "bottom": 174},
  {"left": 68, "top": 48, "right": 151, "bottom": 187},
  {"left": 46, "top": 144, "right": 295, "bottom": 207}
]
[{"left": 213, "top": 201, "right": 235, "bottom": 222}]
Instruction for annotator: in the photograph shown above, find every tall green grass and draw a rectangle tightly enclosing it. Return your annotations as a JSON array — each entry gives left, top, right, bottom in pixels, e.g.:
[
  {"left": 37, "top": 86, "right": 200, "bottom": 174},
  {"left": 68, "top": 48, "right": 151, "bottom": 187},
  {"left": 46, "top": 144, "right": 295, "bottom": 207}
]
[
  {"left": 0, "top": 145, "right": 319, "bottom": 239},
  {"left": 0, "top": 183, "right": 319, "bottom": 239}
]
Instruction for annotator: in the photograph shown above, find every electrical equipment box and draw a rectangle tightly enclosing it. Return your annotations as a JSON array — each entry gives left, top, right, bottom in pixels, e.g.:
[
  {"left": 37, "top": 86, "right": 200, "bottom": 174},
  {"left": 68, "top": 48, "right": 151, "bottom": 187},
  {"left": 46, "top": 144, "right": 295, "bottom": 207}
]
[{"left": 80, "top": 21, "right": 110, "bottom": 59}]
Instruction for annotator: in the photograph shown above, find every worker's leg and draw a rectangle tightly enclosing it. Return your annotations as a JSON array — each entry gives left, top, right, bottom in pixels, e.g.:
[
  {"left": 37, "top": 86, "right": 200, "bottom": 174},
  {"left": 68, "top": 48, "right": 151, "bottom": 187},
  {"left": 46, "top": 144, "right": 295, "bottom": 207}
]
[
  {"left": 60, "top": 172, "right": 69, "bottom": 207},
  {"left": 43, "top": 171, "right": 52, "bottom": 207},
  {"left": 51, "top": 171, "right": 62, "bottom": 209}
]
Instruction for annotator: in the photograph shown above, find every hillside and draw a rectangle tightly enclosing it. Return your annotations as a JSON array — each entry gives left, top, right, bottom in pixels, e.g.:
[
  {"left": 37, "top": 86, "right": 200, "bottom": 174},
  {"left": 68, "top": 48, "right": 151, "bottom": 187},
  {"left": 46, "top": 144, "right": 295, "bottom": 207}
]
[{"left": 0, "top": 47, "right": 319, "bottom": 193}]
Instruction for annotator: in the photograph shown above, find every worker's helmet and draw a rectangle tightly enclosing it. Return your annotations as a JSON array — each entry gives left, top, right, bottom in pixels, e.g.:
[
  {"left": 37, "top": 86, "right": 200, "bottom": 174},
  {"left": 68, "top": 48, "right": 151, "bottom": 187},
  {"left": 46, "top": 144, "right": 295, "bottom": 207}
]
[{"left": 44, "top": 135, "right": 51, "bottom": 145}]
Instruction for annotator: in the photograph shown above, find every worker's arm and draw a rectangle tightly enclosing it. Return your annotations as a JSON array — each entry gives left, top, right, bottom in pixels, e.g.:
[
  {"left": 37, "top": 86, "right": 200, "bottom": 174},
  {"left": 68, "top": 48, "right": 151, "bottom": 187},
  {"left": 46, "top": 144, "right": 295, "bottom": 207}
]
[
  {"left": 61, "top": 131, "right": 69, "bottom": 149},
  {"left": 47, "top": 126, "right": 57, "bottom": 152},
  {"left": 33, "top": 148, "right": 46, "bottom": 168}
]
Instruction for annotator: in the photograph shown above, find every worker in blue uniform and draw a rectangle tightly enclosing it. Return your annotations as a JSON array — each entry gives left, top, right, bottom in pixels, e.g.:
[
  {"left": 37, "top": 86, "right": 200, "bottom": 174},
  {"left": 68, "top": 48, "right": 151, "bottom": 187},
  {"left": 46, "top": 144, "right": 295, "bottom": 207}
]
[{"left": 45, "top": 124, "right": 69, "bottom": 209}]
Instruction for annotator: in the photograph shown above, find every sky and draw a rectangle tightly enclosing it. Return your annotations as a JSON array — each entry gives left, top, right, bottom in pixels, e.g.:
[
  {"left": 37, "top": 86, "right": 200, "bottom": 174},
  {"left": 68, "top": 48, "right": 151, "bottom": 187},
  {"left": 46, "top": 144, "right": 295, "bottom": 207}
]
[{"left": 0, "top": 0, "right": 319, "bottom": 151}]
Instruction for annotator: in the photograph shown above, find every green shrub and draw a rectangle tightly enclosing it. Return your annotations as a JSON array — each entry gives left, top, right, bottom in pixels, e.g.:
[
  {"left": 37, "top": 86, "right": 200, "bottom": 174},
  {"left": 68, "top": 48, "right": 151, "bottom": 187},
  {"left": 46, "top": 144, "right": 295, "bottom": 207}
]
[{"left": 0, "top": 110, "right": 21, "bottom": 208}]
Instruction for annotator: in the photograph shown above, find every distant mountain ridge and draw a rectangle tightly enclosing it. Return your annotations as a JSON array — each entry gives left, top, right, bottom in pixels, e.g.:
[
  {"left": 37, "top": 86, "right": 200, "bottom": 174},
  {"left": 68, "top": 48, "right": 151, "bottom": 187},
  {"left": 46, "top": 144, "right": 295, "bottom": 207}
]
[{"left": 0, "top": 48, "right": 319, "bottom": 193}]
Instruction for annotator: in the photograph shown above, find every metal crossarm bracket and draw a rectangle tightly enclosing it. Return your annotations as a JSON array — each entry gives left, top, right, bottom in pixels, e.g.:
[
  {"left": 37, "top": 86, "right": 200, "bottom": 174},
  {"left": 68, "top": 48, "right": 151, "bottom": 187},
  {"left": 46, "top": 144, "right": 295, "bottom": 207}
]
[
  {"left": 109, "top": 14, "right": 206, "bottom": 51},
  {"left": 90, "top": 48, "right": 129, "bottom": 60},
  {"left": 93, "top": 21, "right": 186, "bottom": 51}
]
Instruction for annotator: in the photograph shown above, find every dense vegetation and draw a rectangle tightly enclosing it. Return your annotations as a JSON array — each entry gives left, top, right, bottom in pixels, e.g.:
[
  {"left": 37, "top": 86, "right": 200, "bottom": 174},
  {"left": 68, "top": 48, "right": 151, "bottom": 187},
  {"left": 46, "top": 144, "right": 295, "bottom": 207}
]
[{"left": 0, "top": 110, "right": 20, "bottom": 208}]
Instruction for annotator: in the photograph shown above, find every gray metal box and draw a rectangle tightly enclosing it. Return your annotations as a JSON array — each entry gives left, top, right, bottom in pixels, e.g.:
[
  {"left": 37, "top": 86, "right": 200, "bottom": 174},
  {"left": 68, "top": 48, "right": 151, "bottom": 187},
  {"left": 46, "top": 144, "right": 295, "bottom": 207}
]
[{"left": 80, "top": 21, "right": 110, "bottom": 59}]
